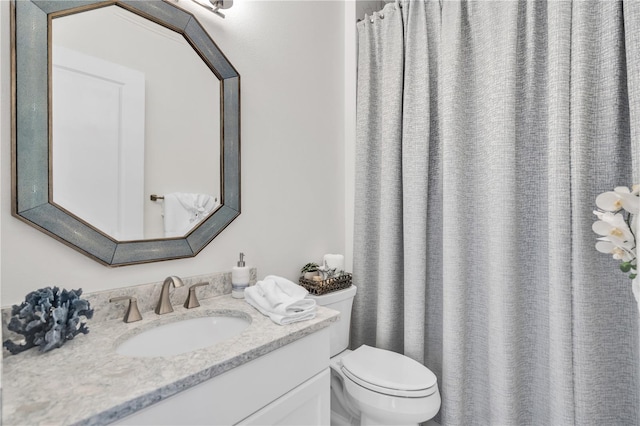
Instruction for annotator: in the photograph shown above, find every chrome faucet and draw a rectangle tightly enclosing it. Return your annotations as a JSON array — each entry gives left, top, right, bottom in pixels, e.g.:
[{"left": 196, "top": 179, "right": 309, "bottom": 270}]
[{"left": 155, "top": 276, "right": 184, "bottom": 315}]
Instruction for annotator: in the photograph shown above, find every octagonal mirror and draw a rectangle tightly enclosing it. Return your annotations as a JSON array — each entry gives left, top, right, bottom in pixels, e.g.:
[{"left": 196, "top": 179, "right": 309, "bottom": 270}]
[{"left": 11, "top": 0, "right": 240, "bottom": 266}]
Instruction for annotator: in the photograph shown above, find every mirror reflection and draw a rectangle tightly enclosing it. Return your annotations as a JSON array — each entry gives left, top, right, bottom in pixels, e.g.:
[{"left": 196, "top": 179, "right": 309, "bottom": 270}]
[{"left": 51, "top": 5, "right": 221, "bottom": 241}]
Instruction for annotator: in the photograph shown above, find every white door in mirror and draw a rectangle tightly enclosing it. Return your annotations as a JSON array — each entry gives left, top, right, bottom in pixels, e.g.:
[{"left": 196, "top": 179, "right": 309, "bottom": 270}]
[{"left": 52, "top": 45, "right": 145, "bottom": 240}]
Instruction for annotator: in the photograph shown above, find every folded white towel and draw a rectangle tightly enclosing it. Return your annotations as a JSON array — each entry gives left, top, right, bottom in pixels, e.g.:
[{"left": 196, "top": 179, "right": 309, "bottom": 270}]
[
  {"left": 245, "top": 275, "right": 316, "bottom": 325},
  {"left": 163, "top": 192, "right": 218, "bottom": 237}
]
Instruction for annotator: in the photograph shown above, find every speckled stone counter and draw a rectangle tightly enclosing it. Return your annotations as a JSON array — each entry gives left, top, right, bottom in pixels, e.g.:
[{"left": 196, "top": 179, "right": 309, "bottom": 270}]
[{"left": 2, "top": 293, "right": 339, "bottom": 425}]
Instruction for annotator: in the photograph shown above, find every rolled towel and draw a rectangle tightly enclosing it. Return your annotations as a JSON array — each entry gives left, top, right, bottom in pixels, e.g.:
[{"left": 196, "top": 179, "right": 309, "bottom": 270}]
[
  {"left": 245, "top": 297, "right": 316, "bottom": 325},
  {"left": 245, "top": 275, "right": 316, "bottom": 325},
  {"left": 263, "top": 275, "right": 315, "bottom": 313}
]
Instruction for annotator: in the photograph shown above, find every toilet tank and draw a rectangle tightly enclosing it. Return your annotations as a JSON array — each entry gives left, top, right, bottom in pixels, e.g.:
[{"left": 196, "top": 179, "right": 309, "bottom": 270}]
[{"left": 307, "top": 285, "right": 357, "bottom": 357}]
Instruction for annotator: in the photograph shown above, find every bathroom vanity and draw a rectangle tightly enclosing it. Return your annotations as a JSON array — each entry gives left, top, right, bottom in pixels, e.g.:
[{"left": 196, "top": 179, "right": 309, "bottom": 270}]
[{"left": 1, "top": 295, "right": 339, "bottom": 425}]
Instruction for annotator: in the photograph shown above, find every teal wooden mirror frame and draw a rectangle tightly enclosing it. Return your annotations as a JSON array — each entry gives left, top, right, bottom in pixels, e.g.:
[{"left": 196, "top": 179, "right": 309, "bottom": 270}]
[{"left": 11, "top": 0, "right": 240, "bottom": 266}]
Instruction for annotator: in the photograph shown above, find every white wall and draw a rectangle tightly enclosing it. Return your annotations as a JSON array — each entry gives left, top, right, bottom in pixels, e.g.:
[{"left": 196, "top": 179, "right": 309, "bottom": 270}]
[
  {"left": 0, "top": 0, "right": 347, "bottom": 306},
  {"left": 344, "top": 0, "right": 357, "bottom": 274}
]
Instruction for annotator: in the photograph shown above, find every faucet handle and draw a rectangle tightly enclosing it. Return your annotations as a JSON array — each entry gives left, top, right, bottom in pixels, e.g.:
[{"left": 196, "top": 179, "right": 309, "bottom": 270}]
[
  {"left": 155, "top": 276, "right": 184, "bottom": 315},
  {"left": 184, "top": 282, "right": 210, "bottom": 309},
  {"left": 110, "top": 296, "right": 143, "bottom": 323}
]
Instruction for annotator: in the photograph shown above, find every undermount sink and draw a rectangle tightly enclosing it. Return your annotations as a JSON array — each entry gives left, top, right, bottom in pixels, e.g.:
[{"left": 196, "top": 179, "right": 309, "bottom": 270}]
[{"left": 116, "top": 314, "right": 251, "bottom": 357}]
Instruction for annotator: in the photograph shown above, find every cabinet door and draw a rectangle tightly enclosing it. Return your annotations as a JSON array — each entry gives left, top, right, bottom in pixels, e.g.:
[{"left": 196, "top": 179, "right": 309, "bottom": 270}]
[{"left": 239, "top": 369, "right": 330, "bottom": 426}]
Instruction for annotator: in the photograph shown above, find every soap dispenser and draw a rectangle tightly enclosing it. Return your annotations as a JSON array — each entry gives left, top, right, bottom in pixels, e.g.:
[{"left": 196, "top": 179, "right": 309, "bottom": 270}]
[{"left": 232, "top": 252, "right": 250, "bottom": 299}]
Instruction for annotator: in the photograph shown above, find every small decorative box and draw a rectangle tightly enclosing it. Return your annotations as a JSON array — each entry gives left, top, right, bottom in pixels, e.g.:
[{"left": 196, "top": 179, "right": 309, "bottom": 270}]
[{"left": 298, "top": 273, "right": 352, "bottom": 296}]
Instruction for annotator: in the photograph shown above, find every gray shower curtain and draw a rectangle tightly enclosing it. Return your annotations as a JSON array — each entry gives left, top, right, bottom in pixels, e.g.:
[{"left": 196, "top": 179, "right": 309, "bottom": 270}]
[{"left": 352, "top": 1, "right": 640, "bottom": 425}]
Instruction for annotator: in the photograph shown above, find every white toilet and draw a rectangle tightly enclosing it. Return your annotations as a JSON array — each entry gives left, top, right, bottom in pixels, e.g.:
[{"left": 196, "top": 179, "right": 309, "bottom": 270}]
[{"left": 308, "top": 285, "right": 441, "bottom": 426}]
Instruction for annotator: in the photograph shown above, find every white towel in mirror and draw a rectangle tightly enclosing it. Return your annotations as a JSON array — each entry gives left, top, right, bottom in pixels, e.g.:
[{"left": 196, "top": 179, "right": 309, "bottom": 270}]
[{"left": 163, "top": 192, "right": 217, "bottom": 237}]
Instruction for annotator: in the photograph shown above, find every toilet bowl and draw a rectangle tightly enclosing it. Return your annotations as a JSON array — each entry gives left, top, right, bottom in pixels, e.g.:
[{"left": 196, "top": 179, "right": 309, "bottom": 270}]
[{"left": 308, "top": 286, "right": 441, "bottom": 426}]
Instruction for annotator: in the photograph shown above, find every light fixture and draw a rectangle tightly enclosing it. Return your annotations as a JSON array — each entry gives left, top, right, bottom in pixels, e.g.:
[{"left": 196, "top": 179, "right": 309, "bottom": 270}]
[{"left": 191, "top": 0, "right": 233, "bottom": 18}]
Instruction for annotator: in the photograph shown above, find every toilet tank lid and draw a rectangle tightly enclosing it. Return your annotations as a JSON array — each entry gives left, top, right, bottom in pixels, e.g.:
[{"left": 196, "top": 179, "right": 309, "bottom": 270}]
[
  {"left": 306, "top": 285, "right": 357, "bottom": 304},
  {"left": 342, "top": 345, "right": 437, "bottom": 393}
]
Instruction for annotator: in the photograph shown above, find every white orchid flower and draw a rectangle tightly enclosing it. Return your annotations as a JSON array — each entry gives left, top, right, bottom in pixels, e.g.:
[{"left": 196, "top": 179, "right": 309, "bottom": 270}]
[
  {"left": 596, "top": 187, "right": 640, "bottom": 214},
  {"left": 615, "top": 186, "right": 640, "bottom": 214},
  {"left": 595, "top": 239, "right": 635, "bottom": 262},
  {"left": 594, "top": 185, "right": 639, "bottom": 282},
  {"left": 592, "top": 213, "right": 635, "bottom": 247}
]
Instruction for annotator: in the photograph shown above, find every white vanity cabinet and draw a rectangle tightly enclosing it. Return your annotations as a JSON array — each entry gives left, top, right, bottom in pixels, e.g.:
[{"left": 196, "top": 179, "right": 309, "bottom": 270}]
[{"left": 115, "top": 327, "right": 330, "bottom": 425}]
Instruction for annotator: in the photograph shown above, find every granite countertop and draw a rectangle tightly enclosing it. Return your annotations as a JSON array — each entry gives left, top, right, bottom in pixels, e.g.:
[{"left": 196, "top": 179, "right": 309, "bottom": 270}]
[{"left": 2, "top": 294, "right": 339, "bottom": 426}]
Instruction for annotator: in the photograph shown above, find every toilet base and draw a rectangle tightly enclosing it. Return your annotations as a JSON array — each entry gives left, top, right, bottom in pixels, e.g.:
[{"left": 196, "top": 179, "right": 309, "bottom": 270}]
[
  {"left": 330, "top": 408, "right": 358, "bottom": 426},
  {"left": 360, "top": 413, "right": 419, "bottom": 426},
  {"left": 330, "top": 365, "right": 359, "bottom": 426}
]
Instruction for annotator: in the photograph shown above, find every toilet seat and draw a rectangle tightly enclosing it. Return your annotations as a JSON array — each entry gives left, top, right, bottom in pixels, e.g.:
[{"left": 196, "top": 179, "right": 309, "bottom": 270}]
[{"left": 341, "top": 345, "right": 438, "bottom": 398}]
